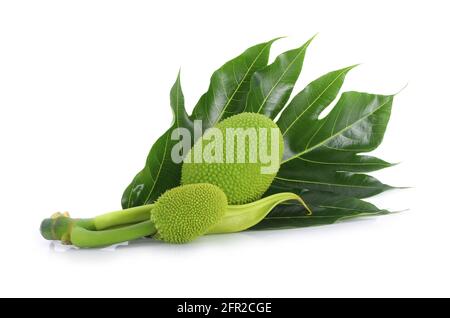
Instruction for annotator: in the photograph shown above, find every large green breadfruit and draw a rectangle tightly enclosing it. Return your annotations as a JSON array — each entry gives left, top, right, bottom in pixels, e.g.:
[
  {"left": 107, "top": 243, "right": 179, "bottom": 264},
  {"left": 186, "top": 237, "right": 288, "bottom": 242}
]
[{"left": 181, "top": 113, "right": 283, "bottom": 204}]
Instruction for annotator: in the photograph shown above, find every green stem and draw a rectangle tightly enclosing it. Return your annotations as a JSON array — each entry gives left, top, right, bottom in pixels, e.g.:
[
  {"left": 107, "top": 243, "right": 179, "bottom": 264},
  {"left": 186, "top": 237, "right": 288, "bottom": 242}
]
[
  {"left": 208, "top": 192, "right": 311, "bottom": 234},
  {"left": 94, "top": 204, "right": 153, "bottom": 230},
  {"left": 71, "top": 220, "right": 157, "bottom": 248},
  {"left": 40, "top": 216, "right": 96, "bottom": 243},
  {"left": 40, "top": 204, "right": 153, "bottom": 242}
]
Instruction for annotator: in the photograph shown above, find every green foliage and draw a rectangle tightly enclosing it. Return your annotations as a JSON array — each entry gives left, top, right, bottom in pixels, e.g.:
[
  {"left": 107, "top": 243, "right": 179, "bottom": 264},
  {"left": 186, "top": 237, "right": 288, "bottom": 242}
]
[
  {"left": 122, "top": 36, "right": 398, "bottom": 229},
  {"left": 122, "top": 73, "right": 193, "bottom": 208}
]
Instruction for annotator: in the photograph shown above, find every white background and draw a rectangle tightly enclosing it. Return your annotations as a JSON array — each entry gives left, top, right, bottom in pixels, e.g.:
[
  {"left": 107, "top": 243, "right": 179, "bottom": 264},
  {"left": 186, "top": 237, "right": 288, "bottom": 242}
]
[{"left": 0, "top": 0, "right": 448, "bottom": 297}]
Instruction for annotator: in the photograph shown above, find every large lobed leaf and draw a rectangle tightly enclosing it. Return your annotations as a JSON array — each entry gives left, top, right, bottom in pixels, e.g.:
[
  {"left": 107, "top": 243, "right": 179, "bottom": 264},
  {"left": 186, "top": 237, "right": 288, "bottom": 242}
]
[{"left": 122, "top": 37, "right": 398, "bottom": 228}]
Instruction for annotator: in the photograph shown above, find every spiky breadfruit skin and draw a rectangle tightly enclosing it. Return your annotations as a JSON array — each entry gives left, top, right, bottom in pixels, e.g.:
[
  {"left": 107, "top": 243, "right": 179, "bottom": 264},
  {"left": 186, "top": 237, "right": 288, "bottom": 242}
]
[
  {"left": 151, "top": 183, "right": 227, "bottom": 244},
  {"left": 181, "top": 113, "right": 283, "bottom": 204}
]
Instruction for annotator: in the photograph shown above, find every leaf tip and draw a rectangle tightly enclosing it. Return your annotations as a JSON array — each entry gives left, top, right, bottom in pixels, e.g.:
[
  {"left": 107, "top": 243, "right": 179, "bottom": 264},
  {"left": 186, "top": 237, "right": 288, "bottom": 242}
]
[
  {"left": 394, "top": 82, "right": 408, "bottom": 96},
  {"left": 390, "top": 208, "right": 409, "bottom": 214},
  {"left": 308, "top": 33, "right": 319, "bottom": 43},
  {"left": 347, "top": 63, "right": 361, "bottom": 70},
  {"left": 396, "top": 185, "right": 414, "bottom": 190},
  {"left": 270, "top": 36, "right": 286, "bottom": 43},
  {"left": 389, "top": 161, "right": 401, "bottom": 167}
]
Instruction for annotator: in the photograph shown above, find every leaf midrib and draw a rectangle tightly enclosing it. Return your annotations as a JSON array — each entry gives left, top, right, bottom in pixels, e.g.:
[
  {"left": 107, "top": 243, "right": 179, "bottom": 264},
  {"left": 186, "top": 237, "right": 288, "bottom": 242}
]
[
  {"left": 255, "top": 44, "right": 308, "bottom": 114},
  {"left": 295, "top": 156, "right": 391, "bottom": 167},
  {"left": 265, "top": 211, "right": 385, "bottom": 220},
  {"left": 211, "top": 41, "right": 273, "bottom": 126},
  {"left": 274, "top": 176, "right": 385, "bottom": 189},
  {"left": 175, "top": 78, "right": 181, "bottom": 129},
  {"left": 142, "top": 133, "right": 171, "bottom": 205},
  {"left": 281, "top": 97, "right": 392, "bottom": 164},
  {"left": 281, "top": 67, "right": 350, "bottom": 136}
]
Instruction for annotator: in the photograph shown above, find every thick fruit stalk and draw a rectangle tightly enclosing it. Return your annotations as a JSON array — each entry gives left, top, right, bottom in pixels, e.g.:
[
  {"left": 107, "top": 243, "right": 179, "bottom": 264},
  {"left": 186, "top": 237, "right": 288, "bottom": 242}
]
[
  {"left": 40, "top": 210, "right": 156, "bottom": 247},
  {"left": 40, "top": 205, "right": 153, "bottom": 242},
  {"left": 71, "top": 221, "right": 156, "bottom": 248},
  {"left": 208, "top": 192, "right": 311, "bottom": 234},
  {"left": 40, "top": 192, "right": 310, "bottom": 248}
]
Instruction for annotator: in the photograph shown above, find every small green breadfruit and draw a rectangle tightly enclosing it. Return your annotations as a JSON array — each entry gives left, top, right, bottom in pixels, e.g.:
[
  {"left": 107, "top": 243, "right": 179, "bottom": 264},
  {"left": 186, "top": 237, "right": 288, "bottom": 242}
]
[
  {"left": 151, "top": 183, "right": 227, "bottom": 243},
  {"left": 40, "top": 183, "right": 228, "bottom": 247},
  {"left": 181, "top": 113, "right": 283, "bottom": 204}
]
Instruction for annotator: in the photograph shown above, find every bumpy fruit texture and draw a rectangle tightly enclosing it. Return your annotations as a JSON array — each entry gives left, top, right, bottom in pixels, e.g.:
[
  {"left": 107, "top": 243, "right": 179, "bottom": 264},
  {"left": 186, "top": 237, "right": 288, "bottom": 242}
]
[
  {"left": 181, "top": 113, "right": 283, "bottom": 204},
  {"left": 151, "top": 183, "right": 227, "bottom": 243}
]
